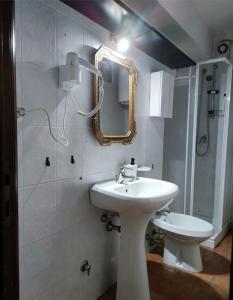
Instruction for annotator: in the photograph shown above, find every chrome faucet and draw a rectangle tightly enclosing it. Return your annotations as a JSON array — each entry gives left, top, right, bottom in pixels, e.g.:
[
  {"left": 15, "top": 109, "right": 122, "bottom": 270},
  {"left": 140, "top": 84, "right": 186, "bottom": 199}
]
[
  {"left": 116, "top": 167, "right": 125, "bottom": 184},
  {"left": 116, "top": 166, "right": 137, "bottom": 184}
]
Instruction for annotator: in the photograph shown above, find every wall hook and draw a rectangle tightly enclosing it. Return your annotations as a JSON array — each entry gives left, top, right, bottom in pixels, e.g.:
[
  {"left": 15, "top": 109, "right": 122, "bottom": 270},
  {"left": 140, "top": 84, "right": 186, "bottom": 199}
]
[
  {"left": 45, "top": 157, "right": 50, "bottom": 167},
  {"left": 71, "top": 155, "right": 75, "bottom": 164},
  {"left": 80, "top": 260, "right": 91, "bottom": 276}
]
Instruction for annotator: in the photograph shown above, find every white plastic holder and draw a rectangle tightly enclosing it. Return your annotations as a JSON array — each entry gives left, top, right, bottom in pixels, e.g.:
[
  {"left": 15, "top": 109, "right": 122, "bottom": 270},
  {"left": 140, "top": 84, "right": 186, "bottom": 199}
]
[
  {"left": 59, "top": 52, "right": 104, "bottom": 118},
  {"left": 123, "top": 164, "right": 137, "bottom": 179}
]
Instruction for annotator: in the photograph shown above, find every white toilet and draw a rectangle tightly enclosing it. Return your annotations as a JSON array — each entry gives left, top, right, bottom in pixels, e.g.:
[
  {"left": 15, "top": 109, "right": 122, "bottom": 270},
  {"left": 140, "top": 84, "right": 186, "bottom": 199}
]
[{"left": 151, "top": 212, "right": 214, "bottom": 272}]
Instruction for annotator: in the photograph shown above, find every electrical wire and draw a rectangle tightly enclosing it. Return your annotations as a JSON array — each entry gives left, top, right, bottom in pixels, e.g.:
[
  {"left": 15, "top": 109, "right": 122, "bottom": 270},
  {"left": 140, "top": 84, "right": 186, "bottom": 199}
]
[
  {"left": 19, "top": 59, "right": 104, "bottom": 147},
  {"left": 60, "top": 93, "right": 68, "bottom": 143},
  {"left": 69, "top": 71, "right": 104, "bottom": 118},
  {"left": 27, "top": 94, "right": 69, "bottom": 147}
]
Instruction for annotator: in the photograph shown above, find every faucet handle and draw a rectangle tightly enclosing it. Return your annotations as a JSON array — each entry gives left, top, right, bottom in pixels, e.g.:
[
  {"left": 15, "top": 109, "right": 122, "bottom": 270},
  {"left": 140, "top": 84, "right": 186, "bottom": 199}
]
[
  {"left": 155, "top": 207, "right": 170, "bottom": 217},
  {"left": 119, "top": 166, "right": 126, "bottom": 176}
]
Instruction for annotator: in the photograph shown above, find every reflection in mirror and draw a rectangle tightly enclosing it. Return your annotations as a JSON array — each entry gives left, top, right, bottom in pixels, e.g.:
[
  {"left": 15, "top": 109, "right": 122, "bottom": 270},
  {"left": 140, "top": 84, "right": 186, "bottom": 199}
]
[
  {"left": 99, "top": 58, "right": 129, "bottom": 135},
  {"left": 94, "top": 46, "right": 137, "bottom": 145}
]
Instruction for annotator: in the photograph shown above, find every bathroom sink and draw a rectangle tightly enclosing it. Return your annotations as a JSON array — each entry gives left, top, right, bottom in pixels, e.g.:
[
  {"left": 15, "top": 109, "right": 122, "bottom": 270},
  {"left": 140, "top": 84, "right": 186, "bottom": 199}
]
[
  {"left": 90, "top": 177, "right": 178, "bottom": 300},
  {"left": 91, "top": 177, "right": 178, "bottom": 213}
]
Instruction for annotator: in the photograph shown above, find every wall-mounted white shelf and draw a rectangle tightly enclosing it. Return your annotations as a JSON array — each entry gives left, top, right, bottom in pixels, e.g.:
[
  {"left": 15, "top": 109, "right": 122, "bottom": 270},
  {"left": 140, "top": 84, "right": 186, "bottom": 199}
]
[
  {"left": 137, "top": 166, "right": 152, "bottom": 172},
  {"left": 149, "top": 71, "right": 175, "bottom": 118}
]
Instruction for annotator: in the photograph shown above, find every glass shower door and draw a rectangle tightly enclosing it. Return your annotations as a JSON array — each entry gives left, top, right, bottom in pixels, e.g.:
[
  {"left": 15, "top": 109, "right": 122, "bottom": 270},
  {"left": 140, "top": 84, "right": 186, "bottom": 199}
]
[{"left": 163, "top": 77, "right": 189, "bottom": 213}]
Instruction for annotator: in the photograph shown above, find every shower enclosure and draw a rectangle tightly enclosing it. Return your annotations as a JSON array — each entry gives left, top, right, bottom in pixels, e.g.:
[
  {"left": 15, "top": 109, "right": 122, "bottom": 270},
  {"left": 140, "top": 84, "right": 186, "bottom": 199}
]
[{"left": 163, "top": 57, "right": 233, "bottom": 248}]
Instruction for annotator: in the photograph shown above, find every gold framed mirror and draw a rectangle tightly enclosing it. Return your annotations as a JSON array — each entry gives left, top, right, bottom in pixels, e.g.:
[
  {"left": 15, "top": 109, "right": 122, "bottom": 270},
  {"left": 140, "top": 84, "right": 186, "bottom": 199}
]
[{"left": 93, "top": 46, "right": 137, "bottom": 145}]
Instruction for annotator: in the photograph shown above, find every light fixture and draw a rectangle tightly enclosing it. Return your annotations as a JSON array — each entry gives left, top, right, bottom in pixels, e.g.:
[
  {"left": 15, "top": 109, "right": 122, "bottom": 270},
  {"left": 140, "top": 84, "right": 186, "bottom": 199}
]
[{"left": 116, "top": 37, "right": 130, "bottom": 52}]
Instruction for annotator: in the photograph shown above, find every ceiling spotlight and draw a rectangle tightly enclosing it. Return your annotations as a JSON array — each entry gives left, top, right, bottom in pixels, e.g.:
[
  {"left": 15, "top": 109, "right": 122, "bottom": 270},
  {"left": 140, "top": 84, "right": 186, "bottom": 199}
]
[{"left": 117, "top": 37, "right": 130, "bottom": 52}]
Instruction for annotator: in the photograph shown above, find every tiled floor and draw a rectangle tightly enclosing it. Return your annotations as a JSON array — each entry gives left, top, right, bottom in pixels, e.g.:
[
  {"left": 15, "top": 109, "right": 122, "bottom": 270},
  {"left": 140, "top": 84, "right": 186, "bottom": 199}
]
[{"left": 99, "top": 234, "right": 232, "bottom": 300}]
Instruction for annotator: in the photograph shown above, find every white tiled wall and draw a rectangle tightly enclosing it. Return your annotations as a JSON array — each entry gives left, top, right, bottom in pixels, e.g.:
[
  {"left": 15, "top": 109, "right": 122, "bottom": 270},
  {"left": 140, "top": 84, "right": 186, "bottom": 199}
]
[{"left": 16, "top": 0, "right": 166, "bottom": 299}]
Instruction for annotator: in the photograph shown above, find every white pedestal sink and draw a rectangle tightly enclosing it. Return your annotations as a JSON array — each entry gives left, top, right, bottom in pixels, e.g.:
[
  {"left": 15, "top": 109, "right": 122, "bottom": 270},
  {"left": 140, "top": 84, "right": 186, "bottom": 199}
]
[{"left": 90, "top": 177, "right": 178, "bottom": 300}]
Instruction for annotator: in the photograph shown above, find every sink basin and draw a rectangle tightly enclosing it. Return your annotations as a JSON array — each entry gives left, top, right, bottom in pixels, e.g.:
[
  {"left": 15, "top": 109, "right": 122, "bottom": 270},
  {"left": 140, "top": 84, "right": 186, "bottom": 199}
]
[
  {"left": 91, "top": 177, "right": 178, "bottom": 213},
  {"left": 91, "top": 177, "right": 178, "bottom": 300}
]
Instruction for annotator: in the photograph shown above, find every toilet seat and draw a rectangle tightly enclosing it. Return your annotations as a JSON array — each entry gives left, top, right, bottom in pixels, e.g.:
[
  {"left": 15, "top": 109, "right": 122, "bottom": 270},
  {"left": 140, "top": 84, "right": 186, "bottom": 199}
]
[{"left": 153, "top": 212, "right": 213, "bottom": 239}]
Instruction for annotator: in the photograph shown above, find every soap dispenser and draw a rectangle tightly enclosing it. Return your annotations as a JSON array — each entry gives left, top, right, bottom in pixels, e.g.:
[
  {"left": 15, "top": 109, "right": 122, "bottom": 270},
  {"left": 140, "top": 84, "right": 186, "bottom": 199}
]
[
  {"left": 130, "top": 157, "right": 138, "bottom": 176},
  {"left": 123, "top": 158, "right": 138, "bottom": 179},
  {"left": 131, "top": 158, "right": 135, "bottom": 165}
]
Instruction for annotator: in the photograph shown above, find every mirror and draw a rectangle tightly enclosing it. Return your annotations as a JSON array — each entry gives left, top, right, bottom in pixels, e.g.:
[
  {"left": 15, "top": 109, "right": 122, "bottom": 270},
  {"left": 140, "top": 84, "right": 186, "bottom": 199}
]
[
  {"left": 94, "top": 46, "right": 137, "bottom": 145},
  {"left": 99, "top": 58, "right": 129, "bottom": 135}
]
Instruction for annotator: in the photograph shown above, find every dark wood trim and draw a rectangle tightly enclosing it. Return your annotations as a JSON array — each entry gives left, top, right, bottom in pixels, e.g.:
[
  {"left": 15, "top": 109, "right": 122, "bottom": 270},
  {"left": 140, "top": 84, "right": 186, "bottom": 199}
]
[
  {"left": 0, "top": 1, "right": 19, "bottom": 299},
  {"left": 61, "top": 0, "right": 195, "bottom": 69},
  {"left": 230, "top": 232, "right": 233, "bottom": 300}
]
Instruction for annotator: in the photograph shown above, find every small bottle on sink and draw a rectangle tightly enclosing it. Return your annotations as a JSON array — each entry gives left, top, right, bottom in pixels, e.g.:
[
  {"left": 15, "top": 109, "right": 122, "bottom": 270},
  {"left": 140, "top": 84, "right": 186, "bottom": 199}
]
[{"left": 123, "top": 158, "right": 137, "bottom": 179}]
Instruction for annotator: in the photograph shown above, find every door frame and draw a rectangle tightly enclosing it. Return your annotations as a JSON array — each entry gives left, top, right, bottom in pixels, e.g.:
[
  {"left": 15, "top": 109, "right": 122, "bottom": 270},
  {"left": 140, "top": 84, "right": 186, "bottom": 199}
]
[{"left": 0, "top": 0, "right": 19, "bottom": 299}]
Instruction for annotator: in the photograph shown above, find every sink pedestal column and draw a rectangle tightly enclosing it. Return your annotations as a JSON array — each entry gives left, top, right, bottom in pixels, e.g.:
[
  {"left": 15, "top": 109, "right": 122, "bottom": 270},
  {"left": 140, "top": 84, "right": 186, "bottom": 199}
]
[{"left": 116, "top": 211, "right": 152, "bottom": 300}]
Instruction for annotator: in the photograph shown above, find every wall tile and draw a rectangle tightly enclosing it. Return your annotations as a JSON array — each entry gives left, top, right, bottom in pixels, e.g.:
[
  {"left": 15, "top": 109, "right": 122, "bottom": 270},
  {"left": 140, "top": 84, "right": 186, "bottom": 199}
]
[
  {"left": 19, "top": 247, "right": 24, "bottom": 300},
  {"left": 54, "top": 222, "right": 93, "bottom": 276},
  {"left": 136, "top": 73, "right": 150, "bottom": 117},
  {"left": 56, "top": 127, "right": 84, "bottom": 180},
  {"left": 23, "top": 182, "right": 56, "bottom": 245},
  {"left": 21, "top": 0, "right": 55, "bottom": 65},
  {"left": 53, "top": 219, "right": 117, "bottom": 300},
  {"left": 56, "top": 13, "right": 84, "bottom": 66},
  {"left": 18, "top": 188, "right": 24, "bottom": 249},
  {"left": 34, "top": 273, "right": 84, "bottom": 300},
  {"left": 22, "top": 62, "right": 57, "bottom": 127},
  {"left": 21, "top": 0, "right": 57, "bottom": 127},
  {"left": 55, "top": 178, "right": 83, "bottom": 231},
  {"left": 23, "top": 126, "right": 56, "bottom": 186},
  {"left": 83, "top": 128, "right": 126, "bottom": 176},
  {"left": 55, "top": 0, "right": 110, "bottom": 46},
  {"left": 145, "top": 118, "right": 164, "bottom": 179},
  {"left": 23, "top": 235, "right": 57, "bottom": 300},
  {"left": 17, "top": 119, "right": 24, "bottom": 187}
]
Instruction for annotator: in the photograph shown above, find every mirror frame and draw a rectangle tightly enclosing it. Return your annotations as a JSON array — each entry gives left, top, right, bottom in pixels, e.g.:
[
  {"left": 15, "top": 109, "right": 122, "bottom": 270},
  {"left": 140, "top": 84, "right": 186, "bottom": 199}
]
[{"left": 93, "top": 46, "right": 137, "bottom": 145}]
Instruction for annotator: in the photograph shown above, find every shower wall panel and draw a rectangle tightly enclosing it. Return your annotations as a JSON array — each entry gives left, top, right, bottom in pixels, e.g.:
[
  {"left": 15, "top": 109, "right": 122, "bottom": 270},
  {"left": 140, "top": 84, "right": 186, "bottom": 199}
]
[{"left": 163, "top": 78, "right": 189, "bottom": 213}]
